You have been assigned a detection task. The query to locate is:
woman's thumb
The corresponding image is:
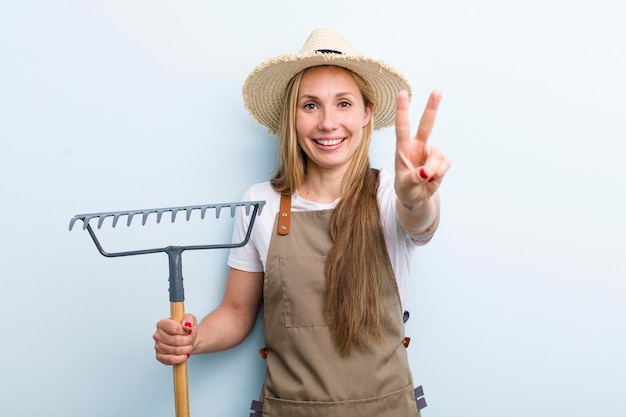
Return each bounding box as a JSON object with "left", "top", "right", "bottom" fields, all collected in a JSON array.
[{"left": 181, "top": 314, "right": 196, "bottom": 334}]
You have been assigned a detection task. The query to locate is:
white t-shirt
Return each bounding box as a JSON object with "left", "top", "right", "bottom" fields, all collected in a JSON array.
[{"left": 227, "top": 169, "right": 430, "bottom": 307}]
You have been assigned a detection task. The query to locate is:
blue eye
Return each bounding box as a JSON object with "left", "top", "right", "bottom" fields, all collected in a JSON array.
[
  {"left": 338, "top": 101, "right": 351, "bottom": 108},
  {"left": 303, "top": 103, "right": 317, "bottom": 110}
]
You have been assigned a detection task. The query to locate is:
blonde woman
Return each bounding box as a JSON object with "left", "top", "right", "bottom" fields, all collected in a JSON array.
[{"left": 154, "top": 28, "right": 451, "bottom": 417}]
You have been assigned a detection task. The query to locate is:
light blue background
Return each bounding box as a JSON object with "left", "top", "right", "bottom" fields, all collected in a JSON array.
[{"left": 1, "top": 1, "right": 624, "bottom": 416}]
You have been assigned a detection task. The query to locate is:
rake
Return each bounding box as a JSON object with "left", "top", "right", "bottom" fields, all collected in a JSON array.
[{"left": 69, "top": 200, "right": 265, "bottom": 417}]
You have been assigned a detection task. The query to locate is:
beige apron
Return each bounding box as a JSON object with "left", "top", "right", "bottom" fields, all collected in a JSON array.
[{"left": 255, "top": 194, "right": 422, "bottom": 417}]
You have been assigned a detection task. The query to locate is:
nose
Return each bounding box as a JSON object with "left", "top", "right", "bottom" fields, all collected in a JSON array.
[{"left": 318, "top": 108, "right": 338, "bottom": 131}]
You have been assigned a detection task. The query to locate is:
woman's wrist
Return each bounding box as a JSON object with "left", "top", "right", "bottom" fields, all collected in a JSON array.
[{"left": 396, "top": 193, "right": 440, "bottom": 238}]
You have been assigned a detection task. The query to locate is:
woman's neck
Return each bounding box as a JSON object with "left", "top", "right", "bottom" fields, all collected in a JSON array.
[{"left": 298, "top": 168, "right": 345, "bottom": 204}]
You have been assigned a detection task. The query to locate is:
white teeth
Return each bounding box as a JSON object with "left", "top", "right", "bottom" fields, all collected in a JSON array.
[{"left": 315, "top": 138, "right": 343, "bottom": 146}]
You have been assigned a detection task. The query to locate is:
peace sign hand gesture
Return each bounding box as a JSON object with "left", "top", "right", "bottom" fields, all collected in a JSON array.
[{"left": 394, "top": 90, "right": 451, "bottom": 208}]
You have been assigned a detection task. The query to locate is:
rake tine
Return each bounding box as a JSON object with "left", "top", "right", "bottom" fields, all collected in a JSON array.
[
  {"left": 230, "top": 204, "right": 237, "bottom": 217},
  {"left": 185, "top": 208, "right": 193, "bottom": 221},
  {"left": 141, "top": 211, "right": 149, "bottom": 225},
  {"left": 156, "top": 210, "right": 165, "bottom": 223},
  {"left": 171, "top": 208, "right": 180, "bottom": 223},
  {"left": 85, "top": 215, "right": 99, "bottom": 229},
  {"left": 79, "top": 216, "right": 89, "bottom": 229},
  {"left": 127, "top": 212, "right": 136, "bottom": 227},
  {"left": 200, "top": 206, "right": 208, "bottom": 219},
  {"left": 97, "top": 215, "right": 108, "bottom": 229},
  {"left": 68, "top": 217, "right": 79, "bottom": 231},
  {"left": 112, "top": 214, "right": 123, "bottom": 228}
]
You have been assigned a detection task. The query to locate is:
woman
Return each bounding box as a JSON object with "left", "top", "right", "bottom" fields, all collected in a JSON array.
[{"left": 154, "top": 28, "right": 451, "bottom": 417}]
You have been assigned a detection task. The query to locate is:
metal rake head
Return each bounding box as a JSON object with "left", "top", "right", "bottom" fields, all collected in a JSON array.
[
  {"left": 69, "top": 201, "right": 264, "bottom": 231},
  {"left": 69, "top": 200, "right": 265, "bottom": 258}
]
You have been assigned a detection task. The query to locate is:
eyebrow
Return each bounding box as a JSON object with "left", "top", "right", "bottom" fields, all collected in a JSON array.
[{"left": 298, "top": 92, "right": 358, "bottom": 101}]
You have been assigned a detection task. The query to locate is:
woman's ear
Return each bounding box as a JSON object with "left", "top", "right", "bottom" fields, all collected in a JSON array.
[{"left": 363, "top": 103, "right": 373, "bottom": 127}]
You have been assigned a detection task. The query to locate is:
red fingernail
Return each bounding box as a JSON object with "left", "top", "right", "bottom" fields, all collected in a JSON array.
[
  {"left": 184, "top": 322, "right": 192, "bottom": 328},
  {"left": 187, "top": 354, "right": 190, "bottom": 358},
  {"left": 419, "top": 168, "right": 429, "bottom": 179},
  {"left": 428, "top": 177, "right": 435, "bottom": 183}
]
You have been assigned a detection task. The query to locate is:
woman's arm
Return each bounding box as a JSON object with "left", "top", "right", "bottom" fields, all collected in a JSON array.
[
  {"left": 394, "top": 90, "right": 450, "bottom": 240},
  {"left": 192, "top": 267, "right": 264, "bottom": 354}
]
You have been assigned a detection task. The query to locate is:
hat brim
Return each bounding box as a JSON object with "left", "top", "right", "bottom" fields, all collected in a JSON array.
[{"left": 243, "top": 53, "right": 411, "bottom": 134}]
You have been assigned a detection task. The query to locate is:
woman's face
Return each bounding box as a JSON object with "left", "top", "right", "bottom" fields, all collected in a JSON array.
[{"left": 295, "top": 66, "right": 372, "bottom": 176}]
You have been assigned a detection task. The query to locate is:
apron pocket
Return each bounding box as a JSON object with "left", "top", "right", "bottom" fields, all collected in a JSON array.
[
  {"left": 279, "top": 256, "right": 328, "bottom": 327},
  {"left": 263, "top": 385, "right": 419, "bottom": 417}
]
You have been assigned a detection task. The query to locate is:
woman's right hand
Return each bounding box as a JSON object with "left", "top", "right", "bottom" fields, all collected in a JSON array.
[
  {"left": 153, "top": 314, "right": 197, "bottom": 365},
  {"left": 151, "top": 268, "right": 264, "bottom": 362}
]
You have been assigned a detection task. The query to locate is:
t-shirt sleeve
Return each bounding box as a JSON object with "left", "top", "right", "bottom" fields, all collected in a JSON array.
[{"left": 227, "top": 188, "right": 265, "bottom": 273}]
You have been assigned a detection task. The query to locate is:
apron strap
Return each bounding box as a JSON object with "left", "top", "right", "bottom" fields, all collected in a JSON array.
[
  {"left": 415, "top": 385, "right": 428, "bottom": 410},
  {"left": 277, "top": 194, "right": 292, "bottom": 235},
  {"left": 249, "top": 399, "right": 264, "bottom": 416}
]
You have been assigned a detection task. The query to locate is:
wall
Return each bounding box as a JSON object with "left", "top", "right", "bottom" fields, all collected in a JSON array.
[{"left": 1, "top": 1, "right": 624, "bottom": 416}]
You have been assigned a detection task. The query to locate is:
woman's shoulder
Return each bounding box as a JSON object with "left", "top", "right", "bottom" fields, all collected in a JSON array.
[
  {"left": 245, "top": 181, "right": 279, "bottom": 198},
  {"left": 377, "top": 168, "right": 396, "bottom": 201},
  {"left": 242, "top": 181, "right": 281, "bottom": 214},
  {"left": 378, "top": 168, "right": 394, "bottom": 187}
]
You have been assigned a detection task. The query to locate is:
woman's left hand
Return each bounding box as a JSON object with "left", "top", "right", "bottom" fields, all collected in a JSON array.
[{"left": 394, "top": 90, "right": 451, "bottom": 207}]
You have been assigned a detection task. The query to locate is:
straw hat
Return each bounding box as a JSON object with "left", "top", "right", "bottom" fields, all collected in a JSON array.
[{"left": 242, "top": 28, "right": 412, "bottom": 134}]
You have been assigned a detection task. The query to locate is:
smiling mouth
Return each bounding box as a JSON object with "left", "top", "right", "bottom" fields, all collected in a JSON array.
[{"left": 314, "top": 138, "right": 345, "bottom": 146}]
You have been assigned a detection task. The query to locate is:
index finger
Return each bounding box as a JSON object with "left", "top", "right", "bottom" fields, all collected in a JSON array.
[
  {"left": 415, "top": 90, "right": 442, "bottom": 144},
  {"left": 158, "top": 318, "right": 186, "bottom": 335}
]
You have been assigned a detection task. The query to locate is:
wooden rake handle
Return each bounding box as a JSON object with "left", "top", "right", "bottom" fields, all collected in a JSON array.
[{"left": 170, "top": 301, "right": 190, "bottom": 417}]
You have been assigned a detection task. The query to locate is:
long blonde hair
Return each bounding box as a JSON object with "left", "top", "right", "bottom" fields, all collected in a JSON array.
[{"left": 271, "top": 66, "right": 396, "bottom": 355}]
